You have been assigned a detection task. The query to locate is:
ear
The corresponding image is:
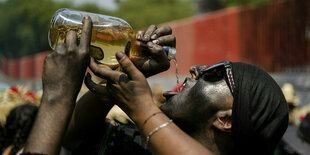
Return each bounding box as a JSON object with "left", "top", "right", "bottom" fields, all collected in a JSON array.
[{"left": 213, "top": 109, "right": 232, "bottom": 132}]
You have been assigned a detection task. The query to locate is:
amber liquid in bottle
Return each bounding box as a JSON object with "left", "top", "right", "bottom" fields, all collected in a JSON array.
[{"left": 49, "top": 24, "right": 144, "bottom": 70}]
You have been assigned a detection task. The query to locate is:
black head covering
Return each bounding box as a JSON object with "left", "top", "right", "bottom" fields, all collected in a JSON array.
[{"left": 231, "top": 62, "right": 288, "bottom": 154}]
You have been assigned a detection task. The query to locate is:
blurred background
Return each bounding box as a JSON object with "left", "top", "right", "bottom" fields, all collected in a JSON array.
[
  {"left": 0, "top": 0, "right": 309, "bottom": 154},
  {"left": 0, "top": 0, "right": 308, "bottom": 89},
  {"left": 0, "top": 0, "right": 309, "bottom": 100}
]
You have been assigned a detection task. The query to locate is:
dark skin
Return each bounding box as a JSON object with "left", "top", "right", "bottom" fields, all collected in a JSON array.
[
  {"left": 24, "top": 22, "right": 176, "bottom": 154},
  {"left": 134, "top": 25, "right": 175, "bottom": 77},
  {"left": 63, "top": 24, "right": 177, "bottom": 149},
  {"left": 63, "top": 23, "right": 230, "bottom": 154},
  {"left": 160, "top": 65, "right": 234, "bottom": 154},
  {"left": 86, "top": 51, "right": 213, "bottom": 155},
  {"left": 24, "top": 16, "right": 93, "bottom": 155},
  {"left": 88, "top": 61, "right": 234, "bottom": 154},
  {"left": 23, "top": 14, "right": 218, "bottom": 154}
]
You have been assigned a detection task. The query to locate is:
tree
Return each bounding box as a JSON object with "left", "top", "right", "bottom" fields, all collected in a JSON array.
[
  {"left": 112, "top": 0, "right": 195, "bottom": 29},
  {"left": 0, "top": 0, "right": 68, "bottom": 58},
  {"left": 220, "top": 0, "right": 271, "bottom": 7},
  {"left": 194, "top": 0, "right": 223, "bottom": 14},
  {"left": 0, "top": 0, "right": 195, "bottom": 58},
  {"left": 194, "top": 0, "right": 272, "bottom": 13},
  {"left": 0, "top": 0, "right": 109, "bottom": 59}
]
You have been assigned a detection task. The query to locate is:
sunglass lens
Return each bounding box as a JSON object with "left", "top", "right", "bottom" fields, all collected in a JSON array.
[{"left": 203, "top": 67, "right": 225, "bottom": 82}]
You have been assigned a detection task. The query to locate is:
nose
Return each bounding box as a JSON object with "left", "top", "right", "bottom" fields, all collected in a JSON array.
[{"left": 189, "top": 65, "right": 209, "bottom": 80}]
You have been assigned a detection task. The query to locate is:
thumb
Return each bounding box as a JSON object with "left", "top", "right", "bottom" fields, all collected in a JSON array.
[
  {"left": 116, "top": 51, "right": 144, "bottom": 81},
  {"left": 84, "top": 72, "right": 107, "bottom": 94}
]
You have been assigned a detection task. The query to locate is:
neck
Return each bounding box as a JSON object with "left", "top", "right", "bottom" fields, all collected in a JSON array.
[{"left": 189, "top": 127, "right": 233, "bottom": 155}]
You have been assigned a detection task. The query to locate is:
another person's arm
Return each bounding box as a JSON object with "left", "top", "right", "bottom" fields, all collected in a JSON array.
[
  {"left": 133, "top": 25, "right": 175, "bottom": 77},
  {"left": 86, "top": 52, "right": 213, "bottom": 155},
  {"left": 23, "top": 16, "right": 92, "bottom": 155},
  {"left": 63, "top": 85, "right": 114, "bottom": 150},
  {"left": 62, "top": 25, "right": 176, "bottom": 149}
]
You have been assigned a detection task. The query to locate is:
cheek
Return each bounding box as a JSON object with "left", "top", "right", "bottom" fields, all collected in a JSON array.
[
  {"left": 187, "top": 82, "right": 218, "bottom": 117},
  {"left": 187, "top": 84, "right": 208, "bottom": 108},
  {"left": 160, "top": 93, "right": 191, "bottom": 119},
  {"left": 161, "top": 81, "right": 208, "bottom": 119}
]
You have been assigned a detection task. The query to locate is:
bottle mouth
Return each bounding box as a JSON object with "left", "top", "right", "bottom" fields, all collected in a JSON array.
[
  {"left": 48, "top": 9, "right": 67, "bottom": 50},
  {"left": 48, "top": 15, "right": 56, "bottom": 50},
  {"left": 48, "top": 20, "right": 55, "bottom": 50}
]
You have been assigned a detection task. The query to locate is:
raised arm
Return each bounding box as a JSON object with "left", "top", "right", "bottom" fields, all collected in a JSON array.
[
  {"left": 62, "top": 81, "right": 114, "bottom": 150},
  {"left": 86, "top": 51, "right": 214, "bottom": 155},
  {"left": 23, "top": 16, "right": 92, "bottom": 155},
  {"left": 132, "top": 25, "right": 176, "bottom": 77},
  {"left": 63, "top": 25, "right": 176, "bottom": 150}
]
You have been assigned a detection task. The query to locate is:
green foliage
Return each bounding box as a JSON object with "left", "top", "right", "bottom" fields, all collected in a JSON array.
[
  {"left": 113, "top": 0, "right": 195, "bottom": 29},
  {"left": 74, "top": 3, "right": 110, "bottom": 15},
  {"left": 220, "top": 0, "right": 271, "bottom": 7},
  {"left": 0, "top": 0, "right": 69, "bottom": 58},
  {"left": 0, "top": 0, "right": 195, "bottom": 58},
  {"left": 195, "top": 0, "right": 272, "bottom": 13}
]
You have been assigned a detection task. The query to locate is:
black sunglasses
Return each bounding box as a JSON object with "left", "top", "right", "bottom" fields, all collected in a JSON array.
[{"left": 200, "top": 61, "right": 235, "bottom": 95}]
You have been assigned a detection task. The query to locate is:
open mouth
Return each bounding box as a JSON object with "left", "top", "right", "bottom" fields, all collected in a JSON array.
[
  {"left": 163, "top": 78, "right": 188, "bottom": 100},
  {"left": 179, "top": 78, "right": 188, "bottom": 91},
  {"left": 163, "top": 91, "right": 178, "bottom": 101}
]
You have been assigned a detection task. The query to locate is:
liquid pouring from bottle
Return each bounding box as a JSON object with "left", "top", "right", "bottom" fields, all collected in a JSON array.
[{"left": 48, "top": 8, "right": 177, "bottom": 70}]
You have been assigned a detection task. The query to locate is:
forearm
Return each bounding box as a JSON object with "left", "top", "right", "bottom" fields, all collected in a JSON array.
[
  {"left": 24, "top": 96, "right": 76, "bottom": 155},
  {"left": 63, "top": 90, "right": 114, "bottom": 150},
  {"left": 23, "top": 15, "right": 94, "bottom": 154},
  {"left": 132, "top": 102, "right": 214, "bottom": 155}
]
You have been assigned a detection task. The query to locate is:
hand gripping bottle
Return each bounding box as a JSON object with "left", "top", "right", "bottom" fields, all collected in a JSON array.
[{"left": 48, "top": 8, "right": 176, "bottom": 69}]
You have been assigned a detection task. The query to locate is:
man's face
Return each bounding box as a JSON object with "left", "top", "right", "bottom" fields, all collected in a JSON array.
[{"left": 160, "top": 65, "right": 233, "bottom": 131}]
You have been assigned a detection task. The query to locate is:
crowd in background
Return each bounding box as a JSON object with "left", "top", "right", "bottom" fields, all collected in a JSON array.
[
  {"left": 0, "top": 83, "right": 167, "bottom": 155},
  {"left": 0, "top": 80, "right": 309, "bottom": 154}
]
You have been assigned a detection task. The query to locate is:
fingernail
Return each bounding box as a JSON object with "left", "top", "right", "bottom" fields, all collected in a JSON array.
[
  {"left": 147, "top": 42, "right": 154, "bottom": 47},
  {"left": 83, "top": 16, "right": 90, "bottom": 23},
  {"left": 152, "top": 39, "right": 159, "bottom": 44},
  {"left": 116, "top": 51, "right": 125, "bottom": 60},
  {"left": 151, "top": 34, "right": 157, "bottom": 40},
  {"left": 143, "top": 35, "right": 149, "bottom": 41},
  {"left": 82, "top": 16, "right": 87, "bottom": 23},
  {"left": 137, "top": 34, "right": 141, "bottom": 40}
]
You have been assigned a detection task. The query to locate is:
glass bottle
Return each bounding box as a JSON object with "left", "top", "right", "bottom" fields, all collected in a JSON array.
[{"left": 48, "top": 8, "right": 176, "bottom": 70}]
